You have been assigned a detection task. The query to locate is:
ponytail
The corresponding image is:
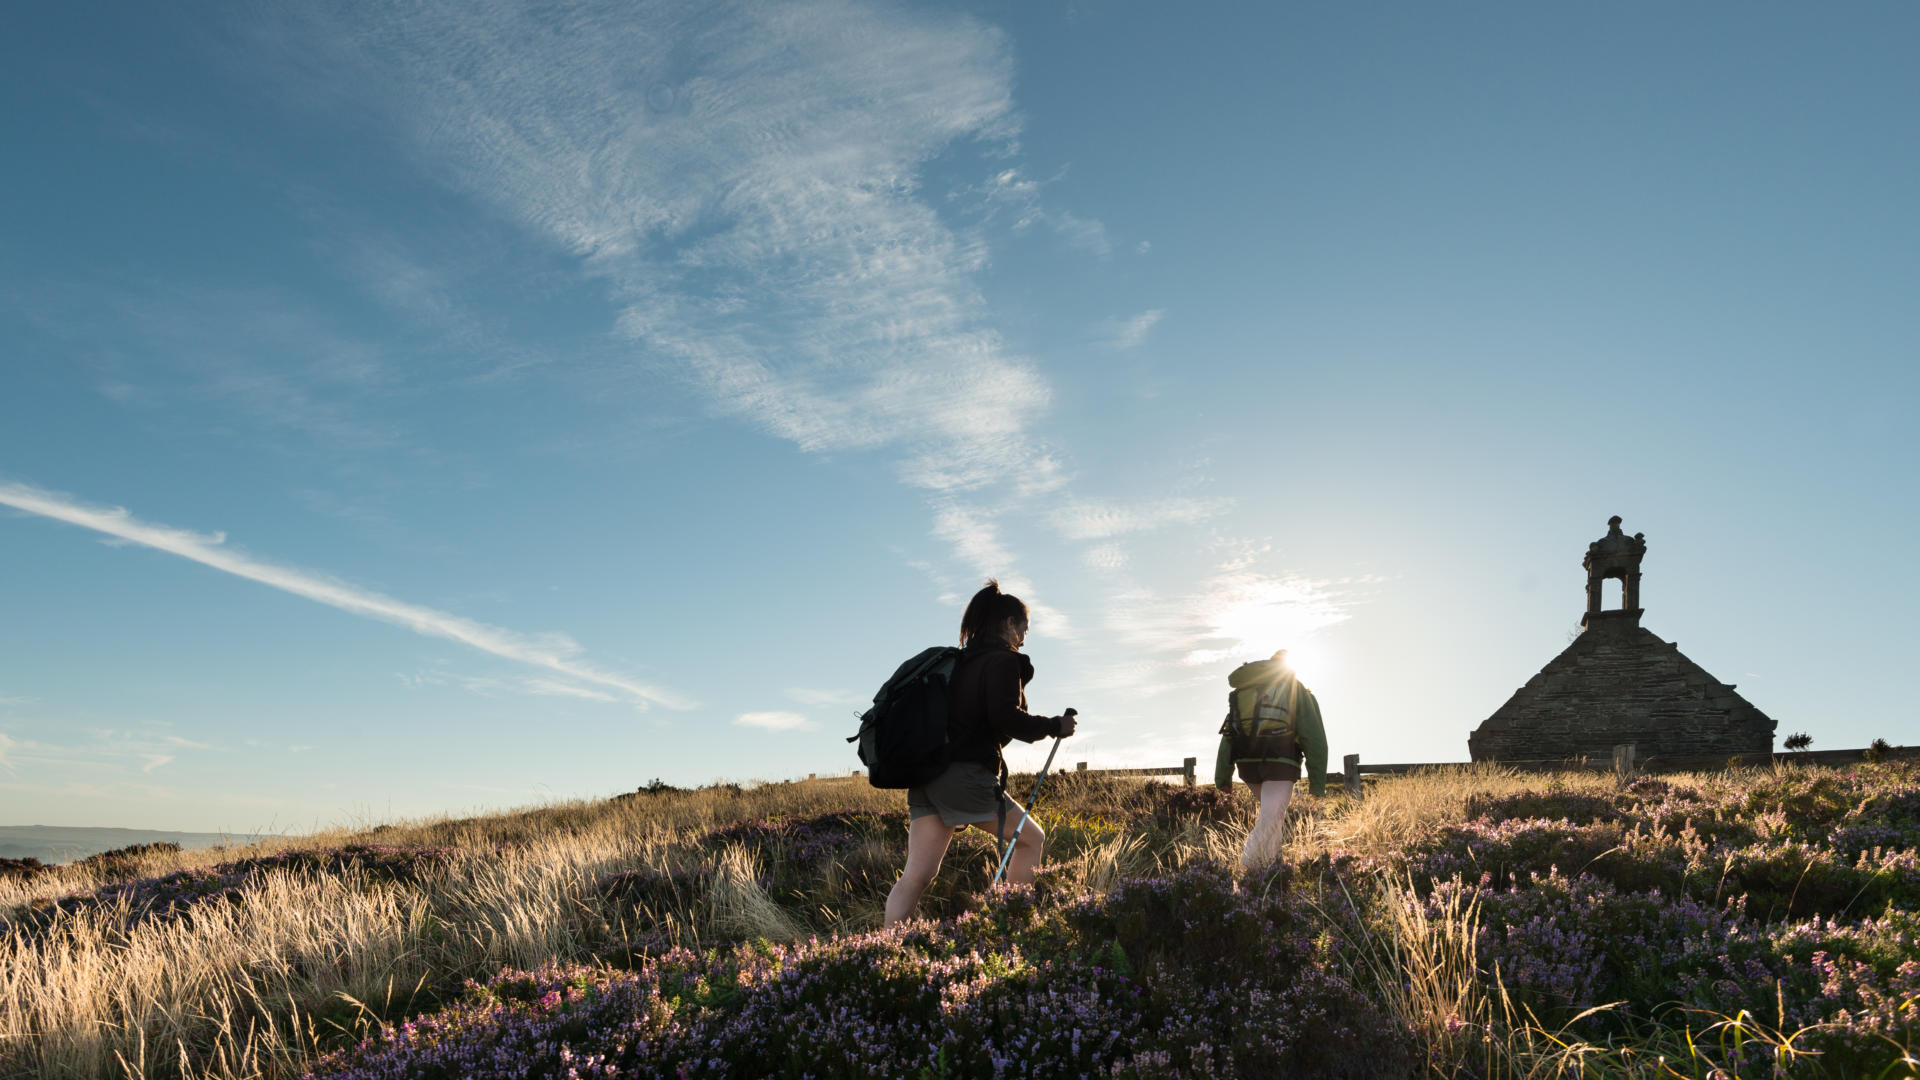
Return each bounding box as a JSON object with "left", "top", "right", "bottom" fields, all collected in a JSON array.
[{"left": 960, "top": 578, "right": 1029, "bottom": 646}]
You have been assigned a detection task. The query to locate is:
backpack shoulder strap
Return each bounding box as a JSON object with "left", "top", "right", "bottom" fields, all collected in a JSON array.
[{"left": 876, "top": 646, "right": 959, "bottom": 703}]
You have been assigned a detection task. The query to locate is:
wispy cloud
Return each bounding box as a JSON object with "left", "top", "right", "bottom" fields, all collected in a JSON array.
[
  {"left": 295, "top": 200, "right": 554, "bottom": 382},
  {"left": 399, "top": 667, "right": 626, "bottom": 704},
  {"left": 960, "top": 167, "right": 1111, "bottom": 254},
  {"left": 0, "top": 481, "right": 691, "bottom": 710},
  {"left": 0, "top": 727, "right": 210, "bottom": 781},
  {"left": 735, "top": 711, "right": 815, "bottom": 732},
  {"left": 522, "top": 679, "right": 620, "bottom": 703},
  {"left": 254, "top": 0, "right": 1082, "bottom": 603},
  {"left": 929, "top": 502, "right": 1075, "bottom": 640},
  {"left": 932, "top": 503, "right": 1015, "bottom": 575},
  {"left": 1103, "top": 309, "right": 1164, "bottom": 350},
  {"left": 97, "top": 283, "right": 405, "bottom": 452},
  {"left": 1096, "top": 562, "right": 1362, "bottom": 693},
  {"left": 1048, "top": 211, "right": 1111, "bottom": 256},
  {"left": 1049, "top": 497, "right": 1231, "bottom": 541}
]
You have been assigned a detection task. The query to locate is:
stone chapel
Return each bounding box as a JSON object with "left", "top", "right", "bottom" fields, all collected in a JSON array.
[{"left": 1467, "top": 517, "right": 1776, "bottom": 764}]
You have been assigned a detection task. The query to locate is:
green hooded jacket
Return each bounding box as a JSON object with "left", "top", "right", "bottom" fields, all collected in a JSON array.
[{"left": 1213, "top": 659, "right": 1327, "bottom": 796}]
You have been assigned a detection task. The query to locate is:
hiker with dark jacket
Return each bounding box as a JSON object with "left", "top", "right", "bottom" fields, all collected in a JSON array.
[
  {"left": 884, "top": 580, "right": 1077, "bottom": 926},
  {"left": 1213, "top": 649, "right": 1327, "bottom": 870}
]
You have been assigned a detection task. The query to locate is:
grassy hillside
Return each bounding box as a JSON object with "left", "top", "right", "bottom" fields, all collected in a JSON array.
[
  {"left": 3, "top": 762, "right": 1916, "bottom": 1078},
  {"left": 0, "top": 826, "right": 278, "bottom": 866}
]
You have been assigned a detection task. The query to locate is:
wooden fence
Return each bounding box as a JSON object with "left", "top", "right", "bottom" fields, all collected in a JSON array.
[
  {"left": 811, "top": 761, "right": 1204, "bottom": 785},
  {"left": 810, "top": 745, "right": 1912, "bottom": 797},
  {"left": 1053, "top": 743, "right": 1917, "bottom": 800},
  {"left": 1069, "top": 759, "right": 1200, "bottom": 785}
]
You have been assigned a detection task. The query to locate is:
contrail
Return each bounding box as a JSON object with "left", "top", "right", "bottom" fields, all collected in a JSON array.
[{"left": 0, "top": 481, "right": 692, "bottom": 710}]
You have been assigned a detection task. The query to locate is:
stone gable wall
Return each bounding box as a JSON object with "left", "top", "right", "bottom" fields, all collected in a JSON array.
[{"left": 1469, "top": 618, "right": 1774, "bottom": 762}]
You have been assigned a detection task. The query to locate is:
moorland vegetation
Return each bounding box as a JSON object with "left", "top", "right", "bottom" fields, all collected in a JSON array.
[{"left": 3, "top": 761, "right": 1917, "bottom": 1078}]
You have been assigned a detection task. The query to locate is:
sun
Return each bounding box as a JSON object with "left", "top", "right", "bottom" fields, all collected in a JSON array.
[
  {"left": 1196, "top": 577, "right": 1348, "bottom": 685},
  {"left": 1277, "top": 642, "right": 1329, "bottom": 684}
]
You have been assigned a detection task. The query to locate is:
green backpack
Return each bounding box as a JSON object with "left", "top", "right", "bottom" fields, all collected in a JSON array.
[{"left": 1220, "top": 673, "right": 1301, "bottom": 763}]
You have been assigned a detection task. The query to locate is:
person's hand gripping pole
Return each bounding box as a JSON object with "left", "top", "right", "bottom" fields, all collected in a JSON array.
[{"left": 990, "top": 708, "right": 1075, "bottom": 887}]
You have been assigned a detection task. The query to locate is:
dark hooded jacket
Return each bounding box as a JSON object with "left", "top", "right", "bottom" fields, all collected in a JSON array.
[{"left": 945, "top": 634, "right": 1064, "bottom": 770}]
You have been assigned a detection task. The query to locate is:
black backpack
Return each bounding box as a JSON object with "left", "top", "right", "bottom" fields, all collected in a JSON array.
[{"left": 848, "top": 646, "right": 964, "bottom": 789}]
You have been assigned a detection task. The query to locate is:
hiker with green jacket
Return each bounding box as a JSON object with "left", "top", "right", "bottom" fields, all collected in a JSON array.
[{"left": 1213, "top": 649, "right": 1326, "bottom": 869}]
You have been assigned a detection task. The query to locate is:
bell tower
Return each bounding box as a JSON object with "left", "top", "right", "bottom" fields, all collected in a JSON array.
[{"left": 1582, "top": 515, "right": 1646, "bottom": 627}]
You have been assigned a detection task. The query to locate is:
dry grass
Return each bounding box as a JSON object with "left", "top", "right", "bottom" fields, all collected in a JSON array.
[
  {"left": 0, "top": 767, "right": 1809, "bottom": 1079},
  {"left": 1290, "top": 762, "right": 1600, "bottom": 863}
]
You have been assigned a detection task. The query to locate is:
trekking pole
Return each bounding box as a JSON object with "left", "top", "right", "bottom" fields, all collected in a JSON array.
[{"left": 990, "top": 710, "right": 1072, "bottom": 886}]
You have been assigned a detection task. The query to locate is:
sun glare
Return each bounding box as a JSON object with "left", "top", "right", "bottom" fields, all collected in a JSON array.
[
  {"left": 1278, "top": 643, "right": 1329, "bottom": 684},
  {"left": 1191, "top": 575, "right": 1348, "bottom": 688}
]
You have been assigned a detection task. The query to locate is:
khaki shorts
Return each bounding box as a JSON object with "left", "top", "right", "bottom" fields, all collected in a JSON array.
[{"left": 908, "top": 761, "right": 1024, "bottom": 830}]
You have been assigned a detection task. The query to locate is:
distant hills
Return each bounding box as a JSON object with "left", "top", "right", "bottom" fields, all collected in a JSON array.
[{"left": 0, "top": 825, "right": 277, "bottom": 866}]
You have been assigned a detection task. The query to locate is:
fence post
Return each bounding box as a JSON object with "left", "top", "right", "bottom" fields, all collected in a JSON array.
[
  {"left": 808, "top": 773, "right": 816, "bottom": 780},
  {"left": 1344, "top": 753, "right": 1362, "bottom": 799},
  {"left": 1182, "top": 757, "right": 1197, "bottom": 787},
  {"left": 1612, "top": 743, "right": 1636, "bottom": 777}
]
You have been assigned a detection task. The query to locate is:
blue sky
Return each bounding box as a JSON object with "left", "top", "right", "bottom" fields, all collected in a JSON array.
[{"left": 3, "top": 2, "right": 1914, "bottom": 833}]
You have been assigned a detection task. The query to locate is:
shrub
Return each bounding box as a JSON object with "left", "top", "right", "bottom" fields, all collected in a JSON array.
[
  {"left": 697, "top": 809, "right": 895, "bottom": 864},
  {"left": 79, "top": 841, "right": 182, "bottom": 869},
  {"left": 1704, "top": 841, "right": 1920, "bottom": 922},
  {"left": 1671, "top": 909, "right": 1920, "bottom": 1073},
  {"left": 1408, "top": 817, "right": 1658, "bottom": 893},
  {"left": 613, "top": 778, "right": 684, "bottom": 798},
  {"left": 0, "top": 856, "right": 49, "bottom": 881},
  {"left": 1145, "top": 784, "right": 1244, "bottom": 830},
  {"left": 1463, "top": 789, "right": 1624, "bottom": 826},
  {"left": 1437, "top": 870, "right": 1746, "bottom": 1023},
  {"left": 308, "top": 867, "right": 1413, "bottom": 1080}
]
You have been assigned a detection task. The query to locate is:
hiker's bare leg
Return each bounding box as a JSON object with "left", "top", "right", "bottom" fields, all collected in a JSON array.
[
  {"left": 972, "top": 810, "right": 1046, "bottom": 885},
  {"left": 886, "top": 815, "right": 959, "bottom": 926},
  {"left": 1241, "top": 779, "right": 1295, "bottom": 870}
]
